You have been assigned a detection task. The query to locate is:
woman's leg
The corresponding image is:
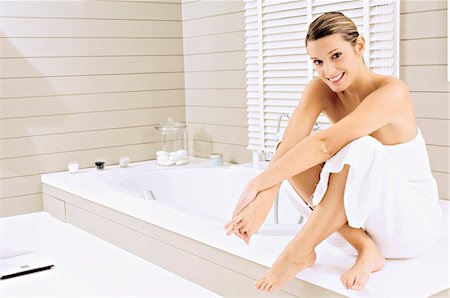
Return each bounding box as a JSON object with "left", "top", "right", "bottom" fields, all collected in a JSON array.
[
  {"left": 289, "top": 164, "right": 385, "bottom": 290},
  {"left": 338, "top": 225, "right": 385, "bottom": 290},
  {"left": 255, "top": 164, "right": 384, "bottom": 292}
]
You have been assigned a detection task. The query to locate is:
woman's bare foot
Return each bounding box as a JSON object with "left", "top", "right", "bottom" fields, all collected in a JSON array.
[
  {"left": 255, "top": 249, "right": 316, "bottom": 292},
  {"left": 340, "top": 243, "right": 385, "bottom": 290}
]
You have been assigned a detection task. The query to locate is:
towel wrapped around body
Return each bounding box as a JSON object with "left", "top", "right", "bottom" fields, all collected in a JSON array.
[{"left": 280, "top": 128, "right": 442, "bottom": 258}]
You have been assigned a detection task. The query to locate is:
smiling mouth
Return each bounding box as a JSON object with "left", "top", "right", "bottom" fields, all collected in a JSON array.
[{"left": 327, "top": 72, "right": 344, "bottom": 83}]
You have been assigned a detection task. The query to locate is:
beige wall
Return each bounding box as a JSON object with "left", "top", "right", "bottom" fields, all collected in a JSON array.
[
  {"left": 0, "top": 1, "right": 185, "bottom": 216},
  {"left": 181, "top": 0, "right": 252, "bottom": 163},
  {"left": 400, "top": 0, "right": 449, "bottom": 200}
]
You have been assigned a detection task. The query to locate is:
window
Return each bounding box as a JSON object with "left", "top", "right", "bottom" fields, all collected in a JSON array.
[{"left": 245, "top": 0, "right": 399, "bottom": 161}]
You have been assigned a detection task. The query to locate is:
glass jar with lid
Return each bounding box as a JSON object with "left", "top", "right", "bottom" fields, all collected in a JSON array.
[{"left": 154, "top": 117, "right": 188, "bottom": 166}]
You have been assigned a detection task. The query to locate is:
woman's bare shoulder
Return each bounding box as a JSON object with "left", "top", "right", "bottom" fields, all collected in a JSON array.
[
  {"left": 304, "top": 77, "right": 337, "bottom": 107},
  {"left": 377, "top": 75, "right": 410, "bottom": 95}
]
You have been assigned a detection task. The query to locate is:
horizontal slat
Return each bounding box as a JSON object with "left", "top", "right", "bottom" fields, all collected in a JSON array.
[
  {"left": 1, "top": 18, "right": 182, "bottom": 38},
  {"left": 427, "top": 145, "right": 450, "bottom": 173},
  {"left": 0, "top": 56, "right": 184, "bottom": 79},
  {"left": 1, "top": 126, "right": 157, "bottom": 159},
  {"left": 263, "top": 1, "right": 307, "bottom": 13},
  {"left": 1, "top": 38, "right": 183, "bottom": 57},
  {"left": 188, "top": 140, "right": 252, "bottom": 164},
  {"left": 184, "top": 51, "right": 246, "bottom": 71},
  {"left": 433, "top": 172, "right": 450, "bottom": 200},
  {"left": 312, "top": 0, "right": 363, "bottom": 11},
  {"left": 1, "top": 90, "right": 185, "bottom": 119},
  {"left": 411, "top": 92, "right": 449, "bottom": 120},
  {"left": 400, "top": 9, "right": 446, "bottom": 39},
  {"left": 185, "top": 89, "right": 246, "bottom": 108},
  {"left": 400, "top": 1, "right": 447, "bottom": 14},
  {"left": 1, "top": 107, "right": 185, "bottom": 138},
  {"left": 182, "top": 0, "right": 244, "bottom": 20},
  {"left": 183, "top": 11, "right": 245, "bottom": 37},
  {"left": 417, "top": 119, "right": 450, "bottom": 147},
  {"left": 183, "top": 31, "right": 245, "bottom": 55},
  {"left": 400, "top": 66, "right": 449, "bottom": 92},
  {"left": 263, "top": 9, "right": 307, "bottom": 22},
  {"left": 0, "top": 176, "right": 41, "bottom": 199},
  {"left": 400, "top": 38, "right": 447, "bottom": 66},
  {"left": 184, "top": 70, "right": 246, "bottom": 89},
  {"left": 0, "top": 194, "right": 43, "bottom": 217},
  {"left": 1, "top": 1, "right": 181, "bottom": 20},
  {"left": 0, "top": 143, "right": 156, "bottom": 179},
  {"left": 186, "top": 106, "right": 247, "bottom": 127},
  {"left": 187, "top": 123, "right": 248, "bottom": 146},
  {"left": 0, "top": 73, "right": 185, "bottom": 98}
]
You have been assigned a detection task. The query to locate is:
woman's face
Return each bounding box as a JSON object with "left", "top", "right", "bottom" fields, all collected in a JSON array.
[{"left": 306, "top": 34, "right": 363, "bottom": 92}]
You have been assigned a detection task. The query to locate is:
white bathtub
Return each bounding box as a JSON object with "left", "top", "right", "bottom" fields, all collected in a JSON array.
[{"left": 105, "top": 162, "right": 303, "bottom": 235}]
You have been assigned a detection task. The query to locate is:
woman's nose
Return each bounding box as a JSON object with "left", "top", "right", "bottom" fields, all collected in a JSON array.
[{"left": 325, "top": 63, "right": 336, "bottom": 77}]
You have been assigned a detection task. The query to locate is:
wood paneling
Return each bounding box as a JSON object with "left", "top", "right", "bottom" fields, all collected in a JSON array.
[
  {"left": 0, "top": 0, "right": 185, "bottom": 216},
  {"left": 400, "top": 1, "right": 449, "bottom": 200},
  {"left": 1, "top": 38, "right": 183, "bottom": 57},
  {"left": 182, "top": 0, "right": 249, "bottom": 164}
]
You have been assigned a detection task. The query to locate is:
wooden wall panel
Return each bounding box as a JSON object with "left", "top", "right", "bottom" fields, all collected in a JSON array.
[
  {"left": 182, "top": 1, "right": 248, "bottom": 164},
  {"left": 0, "top": 0, "right": 185, "bottom": 216},
  {"left": 400, "top": 1, "right": 449, "bottom": 199}
]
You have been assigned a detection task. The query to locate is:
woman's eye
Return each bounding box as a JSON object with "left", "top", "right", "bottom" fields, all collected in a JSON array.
[
  {"left": 332, "top": 52, "right": 342, "bottom": 59},
  {"left": 313, "top": 60, "right": 322, "bottom": 65}
]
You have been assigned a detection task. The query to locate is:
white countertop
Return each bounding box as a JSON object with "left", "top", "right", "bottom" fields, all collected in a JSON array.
[
  {"left": 0, "top": 212, "right": 220, "bottom": 297},
  {"left": 40, "top": 159, "right": 450, "bottom": 298}
]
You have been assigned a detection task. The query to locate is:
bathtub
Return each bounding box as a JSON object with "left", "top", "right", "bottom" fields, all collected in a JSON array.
[
  {"left": 41, "top": 158, "right": 450, "bottom": 298},
  {"left": 105, "top": 164, "right": 303, "bottom": 235}
]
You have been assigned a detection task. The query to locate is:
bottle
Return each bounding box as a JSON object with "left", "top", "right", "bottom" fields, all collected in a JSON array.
[{"left": 154, "top": 117, "right": 189, "bottom": 166}]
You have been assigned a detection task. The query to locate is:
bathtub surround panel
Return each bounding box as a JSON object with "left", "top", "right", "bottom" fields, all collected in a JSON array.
[
  {"left": 400, "top": 1, "right": 449, "bottom": 200},
  {"left": 0, "top": 0, "right": 185, "bottom": 217},
  {"left": 41, "top": 183, "right": 341, "bottom": 298},
  {"left": 182, "top": 0, "right": 251, "bottom": 163}
]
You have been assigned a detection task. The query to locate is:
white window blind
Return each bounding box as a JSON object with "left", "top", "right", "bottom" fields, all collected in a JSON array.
[{"left": 245, "top": 0, "right": 399, "bottom": 161}]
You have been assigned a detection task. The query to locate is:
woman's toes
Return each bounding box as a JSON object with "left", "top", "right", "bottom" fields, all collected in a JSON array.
[
  {"left": 343, "top": 275, "right": 355, "bottom": 290},
  {"left": 263, "top": 280, "right": 271, "bottom": 292},
  {"left": 255, "top": 278, "right": 264, "bottom": 290},
  {"left": 353, "top": 275, "right": 367, "bottom": 290}
]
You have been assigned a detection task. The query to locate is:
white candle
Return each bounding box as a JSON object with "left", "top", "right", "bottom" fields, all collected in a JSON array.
[
  {"left": 68, "top": 162, "right": 79, "bottom": 174},
  {"left": 119, "top": 156, "right": 129, "bottom": 168}
]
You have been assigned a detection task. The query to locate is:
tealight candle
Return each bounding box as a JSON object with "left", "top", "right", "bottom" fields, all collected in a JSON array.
[
  {"left": 68, "top": 162, "right": 79, "bottom": 174},
  {"left": 119, "top": 156, "right": 129, "bottom": 168}
]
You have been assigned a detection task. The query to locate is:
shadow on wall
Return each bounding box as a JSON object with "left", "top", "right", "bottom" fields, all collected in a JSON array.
[{"left": 192, "top": 128, "right": 213, "bottom": 159}]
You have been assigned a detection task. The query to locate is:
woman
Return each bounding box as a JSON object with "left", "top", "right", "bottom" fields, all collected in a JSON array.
[{"left": 224, "top": 12, "right": 442, "bottom": 293}]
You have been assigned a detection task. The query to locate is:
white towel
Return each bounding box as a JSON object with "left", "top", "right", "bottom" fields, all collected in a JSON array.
[{"left": 282, "top": 128, "right": 442, "bottom": 258}]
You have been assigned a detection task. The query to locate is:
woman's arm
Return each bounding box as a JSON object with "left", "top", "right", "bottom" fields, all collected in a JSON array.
[
  {"left": 232, "top": 78, "right": 327, "bottom": 217},
  {"left": 253, "top": 79, "right": 409, "bottom": 193}
]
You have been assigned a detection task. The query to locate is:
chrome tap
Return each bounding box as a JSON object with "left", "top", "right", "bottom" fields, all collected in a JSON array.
[{"left": 276, "top": 113, "right": 290, "bottom": 142}]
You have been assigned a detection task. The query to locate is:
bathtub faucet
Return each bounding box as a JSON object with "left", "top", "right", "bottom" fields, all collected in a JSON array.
[{"left": 143, "top": 190, "right": 156, "bottom": 201}]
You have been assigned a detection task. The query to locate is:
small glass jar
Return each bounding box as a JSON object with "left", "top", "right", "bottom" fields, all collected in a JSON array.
[
  {"left": 154, "top": 117, "right": 189, "bottom": 166},
  {"left": 209, "top": 153, "right": 223, "bottom": 166}
]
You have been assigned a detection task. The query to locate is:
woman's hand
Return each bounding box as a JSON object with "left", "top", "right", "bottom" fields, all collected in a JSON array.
[
  {"left": 231, "top": 179, "right": 260, "bottom": 218},
  {"left": 224, "top": 183, "right": 278, "bottom": 244}
]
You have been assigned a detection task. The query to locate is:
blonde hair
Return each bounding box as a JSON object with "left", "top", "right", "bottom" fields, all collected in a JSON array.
[{"left": 305, "top": 12, "right": 359, "bottom": 46}]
